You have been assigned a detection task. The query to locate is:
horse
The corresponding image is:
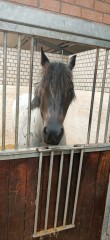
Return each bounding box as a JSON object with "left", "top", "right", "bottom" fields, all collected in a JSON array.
[{"left": 13, "top": 48, "right": 76, "bottom": 148}]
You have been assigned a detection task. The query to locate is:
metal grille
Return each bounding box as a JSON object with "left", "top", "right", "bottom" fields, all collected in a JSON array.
[
  {"left": 33, "top": 148, "right": 84, "bottom": 238},
  {"left": 0, "top": 31, "right": 110, "bottom": 150}
]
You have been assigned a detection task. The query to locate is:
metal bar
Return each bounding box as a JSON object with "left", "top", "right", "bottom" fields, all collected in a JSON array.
[
  {"left": 0, "top": 144, "right": 110, "bottom": 161},
  {"left": 87, "top": 48, "right": 99, "bottom": 144},
  {"left": 33, "top": 223, "right": 75, "bottom": 238},
  {"left": 27, "top": 37, "right": 34, "bottom": 147},
  {"left": 104, "top": 93, "right": 110, "bottom": 143},
  {"left": 33, "top": 152, "right": 43, "bottom": 236},
  {"left": 44, "top": 151, "right": 54, "bottom": 231},
  {"left": 54, "top": 151, "right": 64, "bottom": 228},
  {"left": 1, "top": 1, "right": 110, "bottom": 43},
  {"left": 0, "top": 143, "right": 110, "bottom": 161},
  {"left": 63, "top": 150, "right": 74, "bottom": 226},
  {"left": 0, "top": 22, "right": 110, "bottom": 50},
  {"left": 2, "top": 32, "right": 7, "bottom": 150},
  {"left": 72, "top": 149, "right": 84, "bottom": 225},
  {"left": 96, "top": 49, "right": 109, "bottom": 143},
  {"left": 15, "top": 34, "right": 21, "bottom": 149}
]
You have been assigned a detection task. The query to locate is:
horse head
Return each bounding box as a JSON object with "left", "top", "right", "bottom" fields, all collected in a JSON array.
[{"left": 31, "top": 48, "right": 76, "bottom": 145}]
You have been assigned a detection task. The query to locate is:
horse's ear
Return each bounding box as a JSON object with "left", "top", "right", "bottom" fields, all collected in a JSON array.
[
  {"left": 68, "top": 55, "right": 76, "bottom": 70},
  {"left": 41, "top": 47, "right": 49, "bottom": 67}
]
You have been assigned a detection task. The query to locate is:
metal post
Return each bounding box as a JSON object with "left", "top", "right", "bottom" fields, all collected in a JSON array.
[
  {"left": 104, "top": 93, "right": 110, "bottom": 143},
  {"left": 15, "top": 34, "right": 21, "bottom": 149},
  {"left": 62, "top": 50, "right": 64, "bottom": 62},
  {"left": 63, "top": 150, "right": 74, "bottom": 226},
  {"left": 44, "top": 151, "right": 54, "bottom": 231},
  {"left": 87, "top": 48, "right": 99, "bottom": 144},
  {"left": 27, "top": 36, "right": 34, "bottom": 147},
  {"left": 54, "top": 151, "right": 64, "bottom": 228},
  {"left": 72, "top": 149, "right": 84, "bottom": 225},
  {"left": 2, "top": 32, "right": 7, "bottom": 150},
  {"left": 33, "top": 152, "right": 43, "bottom": 237},
  {"left": 95, "top": 49, "right": 109, "bottom": 143}
]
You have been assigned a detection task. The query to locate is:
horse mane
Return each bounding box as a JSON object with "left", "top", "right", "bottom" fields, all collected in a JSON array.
[
  {"left": 31, "top": 83, "right": 40, "bottom": 109},
  {"left": 31, "top": 61, "right": 75, "bottom": 110},
  {"left": 41, "top": 62, "right": 75, "bottom": 94}
]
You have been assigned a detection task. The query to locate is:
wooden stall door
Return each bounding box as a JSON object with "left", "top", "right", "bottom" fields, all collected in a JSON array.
[{"left": 0, "top": 150, "right": 110, "bottom": 240}]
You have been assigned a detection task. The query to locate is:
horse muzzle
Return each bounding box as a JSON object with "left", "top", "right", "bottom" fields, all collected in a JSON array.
[{"left": 43, "top": 125, "right": 64, "bottom": 145}]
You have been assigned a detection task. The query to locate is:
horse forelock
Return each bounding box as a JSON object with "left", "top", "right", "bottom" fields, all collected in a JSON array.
[
  {"left": 41, "top": 62, "right": 75, "bottom": 99},
  {"left": 32, "top": 61, "right": 75, "bottom": 110}
]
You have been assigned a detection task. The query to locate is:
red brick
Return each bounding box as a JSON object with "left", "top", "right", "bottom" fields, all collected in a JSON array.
[
  {"left": 75, "top": 0, "right": 94, "bottom": 9},
  {"left": 10, "top": 0, "right": 37, "bottom": 7},
  {"left": 40, "top": 0, "right": 60, "bottom": 12},
  {"left": 103, "top": 13, "right": 110, "bottom": 25},
  {"left": 61, "top": 2, "right": 81, "bottom": 17},
  {"left": 104, "top": 0, "right": 110, "bottom": 3},
  {"left": 62, "top": 0, "right": 75, "bottom": 4},
  {"left": 95, "top": 1, "right": 110, "bottom": 14},
  {"left": 81, "top": 8, "right": 103, "bottom": 23}
]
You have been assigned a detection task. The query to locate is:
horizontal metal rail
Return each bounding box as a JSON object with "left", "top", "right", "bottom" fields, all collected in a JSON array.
[
  {"left": 0, "top": 21, "right": 110, "bottom": 49},
  {"left": 33, "top": 224, "right": 75, "bottom": 238},
  {"left": 0, "top": 1, "right": 110, "bottom": 47},
  {"left": 0, "top": 144, "right": 110, "bottom": 161}
]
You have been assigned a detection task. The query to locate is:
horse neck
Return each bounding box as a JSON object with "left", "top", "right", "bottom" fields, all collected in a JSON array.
[{"left": 31, "top": 107, "right": 43, "bottom": 131}]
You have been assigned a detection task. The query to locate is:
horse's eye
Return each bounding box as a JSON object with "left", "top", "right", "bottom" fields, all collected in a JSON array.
[{"left": 69, "top": 88, "right": 73, "bottom": 93}]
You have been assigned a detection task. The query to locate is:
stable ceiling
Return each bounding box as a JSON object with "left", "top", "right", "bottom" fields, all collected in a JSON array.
[{"left": 0, "top": 32, "right": 96, "bottom": 55}]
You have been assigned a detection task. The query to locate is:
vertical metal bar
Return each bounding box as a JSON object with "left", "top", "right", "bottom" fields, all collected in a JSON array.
[
  {"left": 2, "top": 32, "right": 7, "bottom": 150},
  {"left": 96, "top": 49, "right": 109, "bottom": 143},
  {"left": 44, "top": 151, "right": 54, "bottom": 231},
  {"left": 33, "top": 152, "right": 43, "bottom": 237},
  {"left": 87, "top": 48, "right": 99, "bottom": 144},
  {"left": 72, "top": 149, "right": 84, "bottom": 225},
  {"left": 63, "top": 150, "right": 74, "bottom": 226},
  {"left": 62, "top": 50, "right": 64, "bottom": 62},
  {"left": 104, "top": 93, "right": 110, "bottom": 143},
  {"left": 54, "top": 151, "right": 64, "bottom": 228},
  {"left": 27, "top": 36, "right": 34, "bottom": 147},
  {"left": 15, "top": 34, "right": 21, "bottom": 149}
]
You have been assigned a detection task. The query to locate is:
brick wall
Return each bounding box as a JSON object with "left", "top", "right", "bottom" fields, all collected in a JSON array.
[
  {"left": 0, "top": 47, "right": 68, "bottom": 86},
  {"left": 73, "top": 49, "right": 110, "bottom": 92},
  {"left": 6, "top": 0, "right": 110, "bottom": 25},
  {"left": 0, "top": 47, "right": 109, "bottom": 93}
]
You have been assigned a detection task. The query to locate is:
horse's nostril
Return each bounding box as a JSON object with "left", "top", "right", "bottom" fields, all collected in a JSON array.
[
  {"left": 43, "top": 126, "right": 64, "bottom": 145},
  {"left": 58, "top": 127, "right": 64, "bottom": 140}
]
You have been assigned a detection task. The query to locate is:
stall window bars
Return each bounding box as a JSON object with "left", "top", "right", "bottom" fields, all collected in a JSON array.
[{"left": 33, "top": 148, "right": 84, "bottom": 238}]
